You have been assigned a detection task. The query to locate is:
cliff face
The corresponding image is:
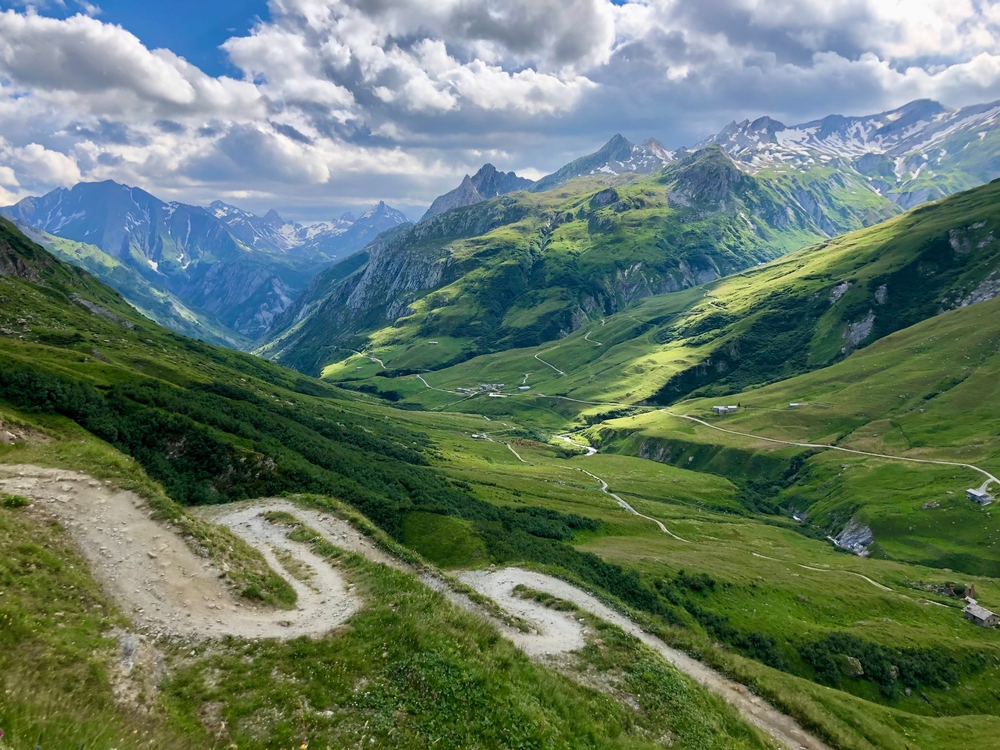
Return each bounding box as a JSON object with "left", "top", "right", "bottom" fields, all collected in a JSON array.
[{"left": 258, "top": 198, "right": 530, "bottom": 373}]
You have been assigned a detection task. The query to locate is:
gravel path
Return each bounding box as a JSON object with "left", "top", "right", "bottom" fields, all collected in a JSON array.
[
  {"left": 534, "top": 348, "right": 566, "bottom": 375},
  {"left": 461, "top": 567, "right": 832, "bottom": 750},
  {"left": 0, "top": 467, "right": 364, "bottom": 639}
]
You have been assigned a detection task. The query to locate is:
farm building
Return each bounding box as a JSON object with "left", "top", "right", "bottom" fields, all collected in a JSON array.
[
  {"left": 712, "top": 405, "right": 738, "bottom": 415},
  {"left": 964, "top": 602, "right": 999, "bottom": 628},
  {"left": 518, "top": 386, "right": 531, "bottom": 391},
  {"left": 967, "top": 488, "right": 993, "bottom": 505}
]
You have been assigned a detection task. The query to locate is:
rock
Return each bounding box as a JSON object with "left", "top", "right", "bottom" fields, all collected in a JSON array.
[
  {"left": 832, "top": 519, "right": 875, "bottom": 556},
  {"left": 837, "top": 654, "right": 865, "bottom": 677}
]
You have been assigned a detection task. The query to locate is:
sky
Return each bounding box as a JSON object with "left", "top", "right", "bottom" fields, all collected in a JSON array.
[{"left": 3, "top": 1, "right": 1000, "bottom": 222}]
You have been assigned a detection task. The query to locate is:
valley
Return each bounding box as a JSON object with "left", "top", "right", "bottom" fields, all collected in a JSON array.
[{"left": 4, "top": 102, "right": 1000, "bottom": 750}]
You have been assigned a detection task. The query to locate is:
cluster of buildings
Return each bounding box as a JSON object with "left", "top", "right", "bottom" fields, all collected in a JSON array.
[{"left": 457, "top": 383, "right": 506, "bottom": 395}]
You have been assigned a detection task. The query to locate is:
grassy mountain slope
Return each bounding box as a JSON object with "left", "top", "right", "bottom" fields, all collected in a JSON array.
[
  {"left": 590, "top": 296, "right": 1000, "bottom": 576},
  {"left": 20, "top": 224, "right": 248, "bottom": 348},
  {"left": 329, "top": 177, "right": 1000, "bottom": 418},
  {"left": 262, "top": 147, "right": 899, "bottom": 376},
  {"left": 0, "top": 216, "right": 779, "bottom": 749}
]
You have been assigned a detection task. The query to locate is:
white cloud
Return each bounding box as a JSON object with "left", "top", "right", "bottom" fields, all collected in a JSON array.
[{"left": 2, "top": 0, "right": 1000, "bottom": 216}]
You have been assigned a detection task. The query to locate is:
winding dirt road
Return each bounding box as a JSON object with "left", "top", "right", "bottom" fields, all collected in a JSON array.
[
  {"left": 666, "top": 412, "right": 1000, "bottom": 490},
  {"left": 0, "top": 467, "right": 376, "bottom": 639},
  {"left": 1, "top": 463, "right": 833, "bottom": 749}
]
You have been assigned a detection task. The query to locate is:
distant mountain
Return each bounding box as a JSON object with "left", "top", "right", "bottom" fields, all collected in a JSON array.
[
  {"left": 1, "top": 182, "right": 407, "bottom": 343},
  {"left": 530, "top": 135, "right": 674, "bottom": 193},
  {"left": 210, "top": 201, "right": 406, "bottom": 260},
  {"left": 697, "top": 98, "right": 1000, "bottom": 208},
  {"left": 422, "top": 164, "right": 535, "bottom": 220},
  {"left": 295, "top": 202, "right": 408, "bottom": 257}
]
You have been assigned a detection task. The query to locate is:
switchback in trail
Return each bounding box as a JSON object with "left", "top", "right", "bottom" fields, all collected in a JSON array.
[{"left": 0, "top": 463, "right": 834, "bottom": 750}]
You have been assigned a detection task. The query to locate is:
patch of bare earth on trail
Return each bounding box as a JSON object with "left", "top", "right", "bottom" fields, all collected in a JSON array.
[
  {"left": 0, "top": 465, "right": 363, "bottom": 639},
  {"left": 460, "top": 567, "right": 832, "bottom": 750}
]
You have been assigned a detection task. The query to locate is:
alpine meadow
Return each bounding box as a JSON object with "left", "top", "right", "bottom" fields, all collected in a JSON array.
[{"left": 3, "top": 3, "right": 1000, "bottom": 750}]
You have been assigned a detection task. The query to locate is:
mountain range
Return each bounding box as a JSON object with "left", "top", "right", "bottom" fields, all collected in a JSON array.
[
  {"left": 0, "top": 183, "right": 407, "bottom": 345},
  {"left": 6, "top": 98, "right": 1000, "bottom": 363}
]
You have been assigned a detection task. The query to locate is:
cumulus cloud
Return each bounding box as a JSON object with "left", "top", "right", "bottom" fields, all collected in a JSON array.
[{"left": 3, "top": 0, "right": 1000, "bottom": 217}]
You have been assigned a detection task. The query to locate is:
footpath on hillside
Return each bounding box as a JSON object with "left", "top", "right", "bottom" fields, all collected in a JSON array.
[{"left": 0, "top": 462, "right": 832, "bottom": 750}]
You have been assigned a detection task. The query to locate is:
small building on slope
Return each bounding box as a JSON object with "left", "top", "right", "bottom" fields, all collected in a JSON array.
[
  {"left": 964, "top": 602, "right": 999, "bottom": 628},
  {"left": 967, "top": 488, "right": 993, "bottom": 505}
]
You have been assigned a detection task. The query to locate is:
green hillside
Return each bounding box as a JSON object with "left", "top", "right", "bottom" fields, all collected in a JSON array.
[
  {"left": 259, "top": 147, "right": 900, "bottom": 375},
  {"left": 0, "top": 217, "right": 782, "bottom": 750},
  {"left": 20, "top": 224, "right": 249, "bottom": 349},
  {"left": 590, "top": 296, "right": 1000, "bottom": 575},
  {"left": 292, "top": 179, "right": 1000, "bottom": 748},
  {"left": 6, "top": 203, "right": 1000, "bottom": 750},
  {"left": 325, "top": 177, "right": 1000, "bottom": 416}
]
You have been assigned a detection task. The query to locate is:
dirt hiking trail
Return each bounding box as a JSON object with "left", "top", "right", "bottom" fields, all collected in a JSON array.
[
  {"left": 462, "top": 567, "right": 831, "bottom": 750},
  {"left": 0, "top": 466, "right": 368, "bottom": 639},
  {"left": 2, "top": 464, "right": 831, "bottom": 749}
]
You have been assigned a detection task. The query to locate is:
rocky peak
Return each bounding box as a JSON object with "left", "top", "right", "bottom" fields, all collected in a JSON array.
[
  {"left": 421, "top": 164, "right": 533, "bottom": 221},
  {"left": 667, "top": 147, "right": 745, "bottom": 207}
]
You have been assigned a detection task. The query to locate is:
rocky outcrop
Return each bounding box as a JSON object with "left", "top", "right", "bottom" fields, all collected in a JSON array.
[
  {"left": 423, "top": 164, "right": 534, "bottom": 220},
  {"left": 832, "top": 519, "right": 875, "bottom": 557},
  {"left": 843, "top": 311, "right": 875, "bottom": 346},
  {"left": 667, "top": 148, "right": 745, "bottom": 209},
  {"left": 71, "top": 294, "right": 135, "bottom": 330}
]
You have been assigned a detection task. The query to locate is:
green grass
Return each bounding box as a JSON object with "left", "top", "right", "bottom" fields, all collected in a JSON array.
[
  {"left": 0, "top": 505, "right": 204, "bottom": 749},
  {"left": 401, "top": 511, "right": 489, "bottom": 568},
  {"left": 162, "top": 512, "right": 772, "bottom": 750}
]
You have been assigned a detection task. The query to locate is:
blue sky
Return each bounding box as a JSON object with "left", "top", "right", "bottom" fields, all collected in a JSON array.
[
  {"left": 0, "top": 0, "right": 270, "bottom": 75},
  {"left": 2, "top": 1, "right": 1000, "bottom": 221}
]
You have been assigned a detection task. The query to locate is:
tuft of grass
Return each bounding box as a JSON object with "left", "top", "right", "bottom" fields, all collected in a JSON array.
[
  {"left": 2, "top": 494, "right": 29, "bottom": 508},
  {"left": 513, "top": 583, "right": 581, "bottom": 612}
]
